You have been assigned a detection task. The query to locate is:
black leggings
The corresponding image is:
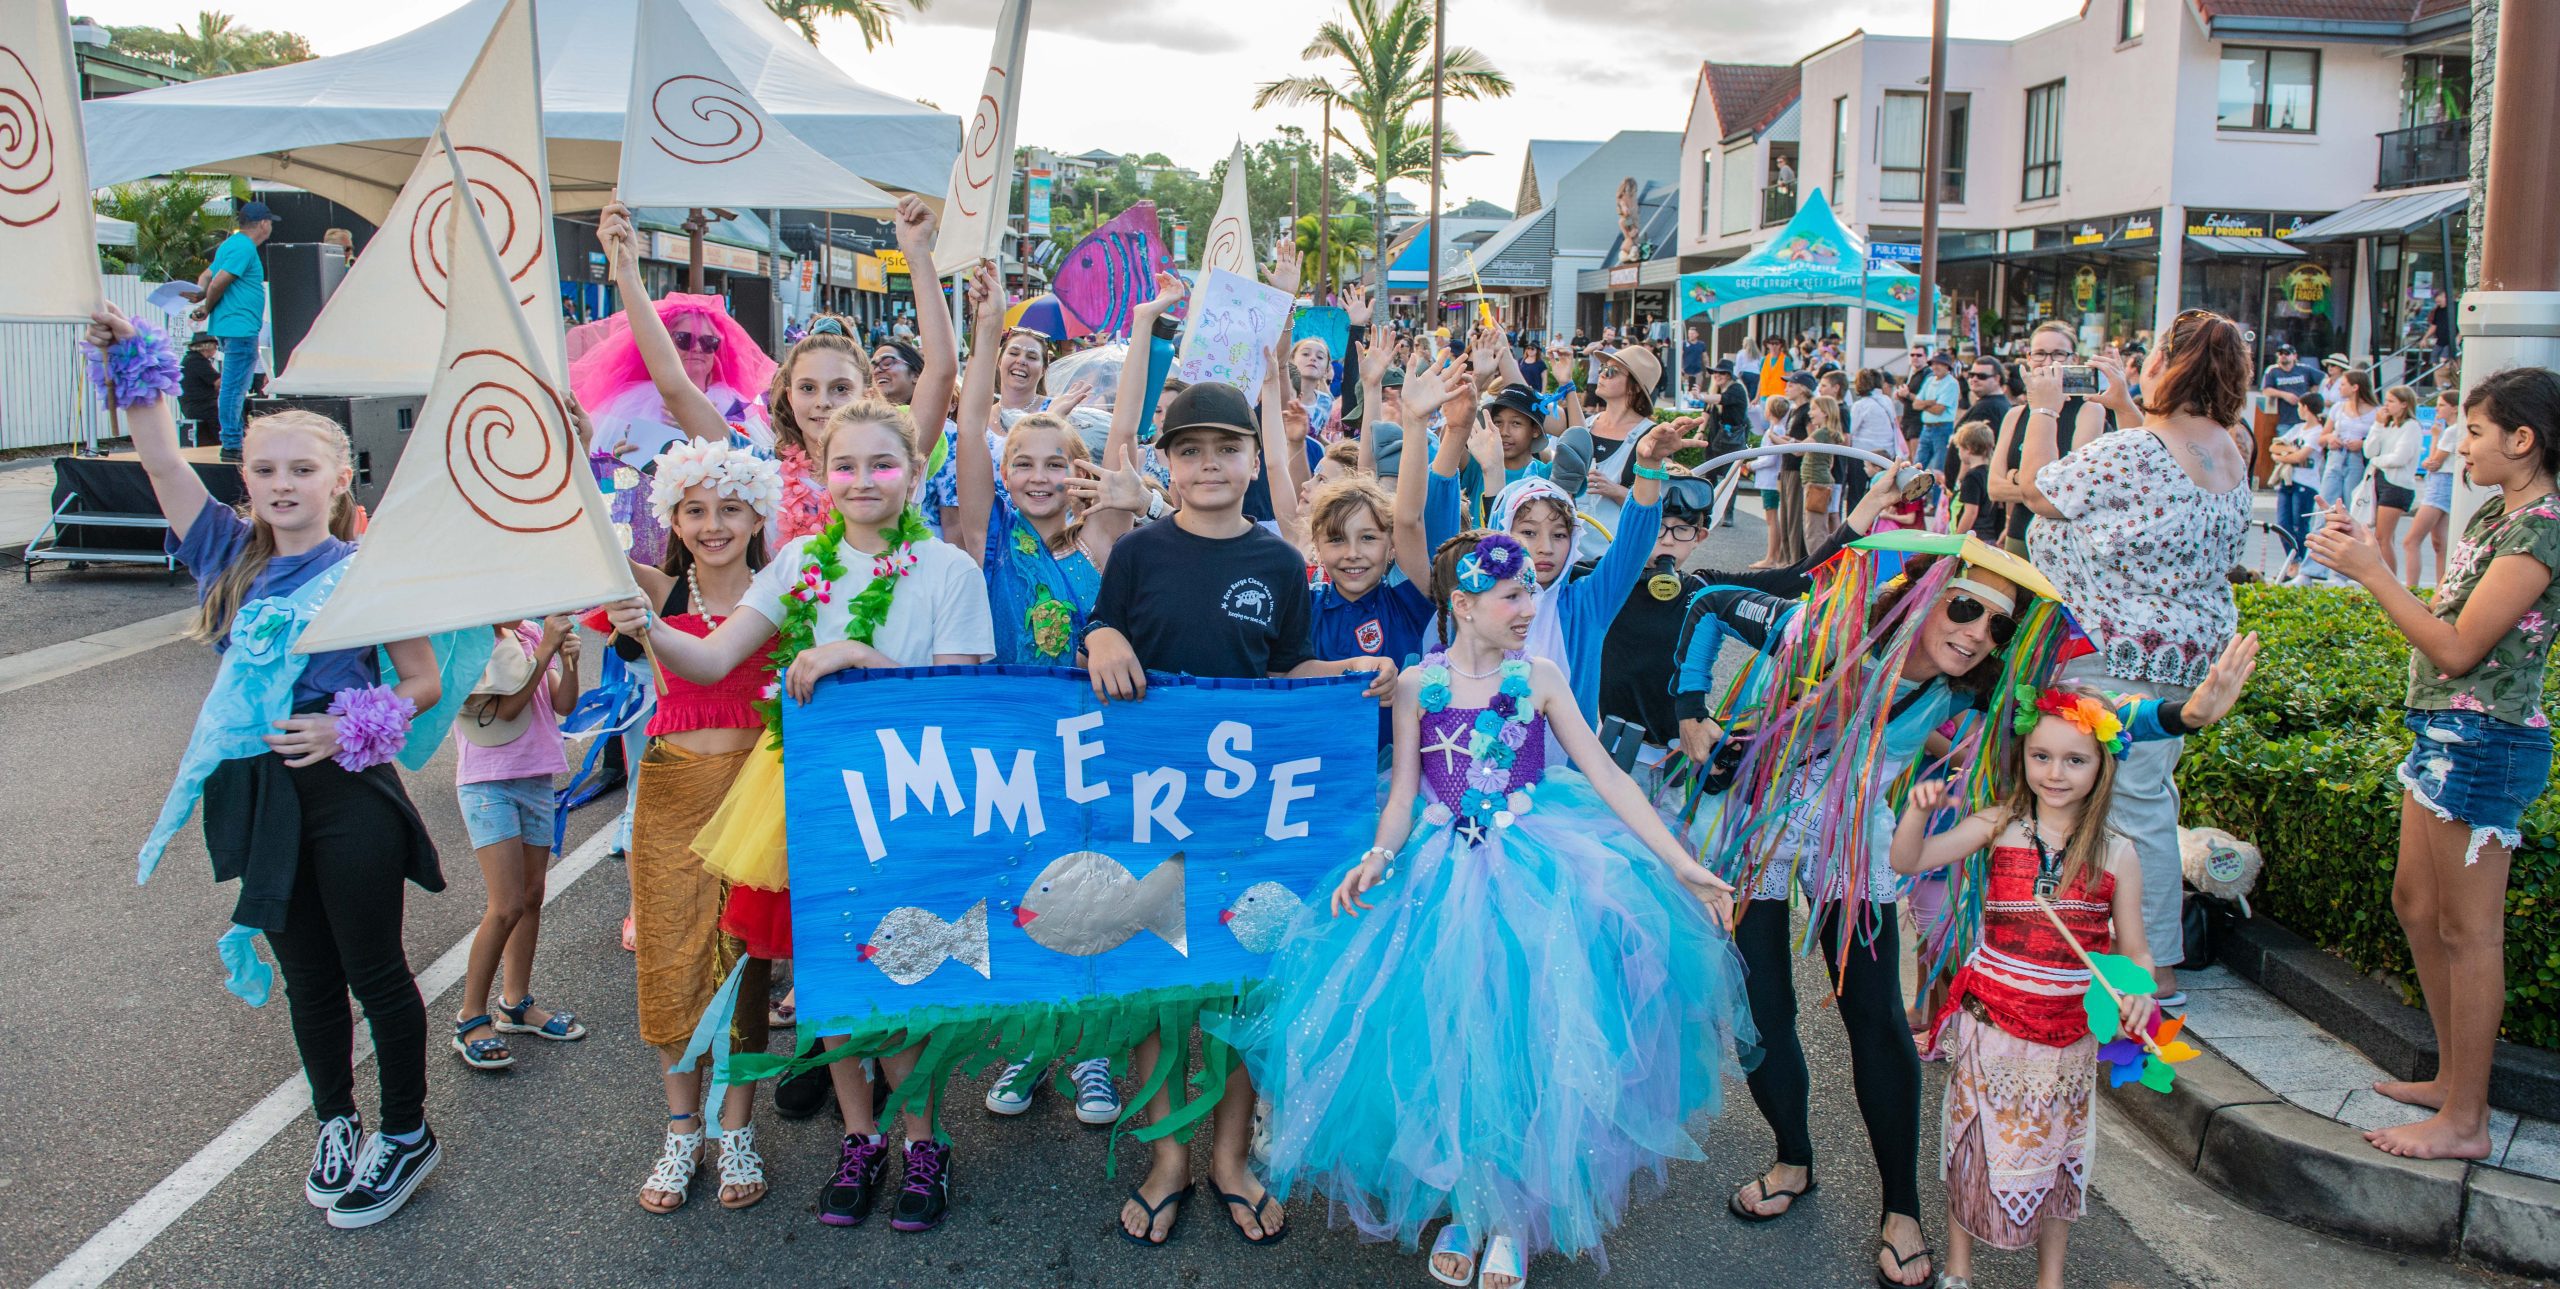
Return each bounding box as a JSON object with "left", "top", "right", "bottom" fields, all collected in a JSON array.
[
  {"left": 264, "top": 764, "right": 429, "bottom": 1135},
  {"left": 1734, "top": 897, "right": 1922, "bottom": 1219}
]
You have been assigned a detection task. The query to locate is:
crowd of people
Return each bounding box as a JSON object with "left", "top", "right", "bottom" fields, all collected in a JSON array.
[{"left": 90, "top": 188, "right": 2560, "bottom": 1289}]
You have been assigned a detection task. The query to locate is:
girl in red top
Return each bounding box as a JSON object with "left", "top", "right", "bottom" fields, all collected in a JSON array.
[{"left": 1889, "top": 686, "right": 2158, "bottom": 1289}]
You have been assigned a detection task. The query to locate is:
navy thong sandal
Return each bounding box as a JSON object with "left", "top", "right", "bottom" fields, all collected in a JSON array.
[
  {"left": 1118, "top": 1182, "right": 1193, "bottom": 1247},
  {"left": 1213, "top": 1185, "right": 1288, "bottom": 1246}
]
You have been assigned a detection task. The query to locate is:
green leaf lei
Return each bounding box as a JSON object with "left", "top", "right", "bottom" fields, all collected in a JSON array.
[{"left": 752, "top": 503, "right": 934, "bottom": 748}]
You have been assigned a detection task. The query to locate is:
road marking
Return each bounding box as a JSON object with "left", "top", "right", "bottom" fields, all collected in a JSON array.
[
  {"left": 34, "top": 823, "right": 620, "bottom": 1289},
  {"left": 0, "top": 609, "right": 196, "bottom": 697}
]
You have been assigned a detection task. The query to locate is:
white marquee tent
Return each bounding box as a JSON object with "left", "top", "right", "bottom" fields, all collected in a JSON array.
[{"left": 81, "top": 0, "right": 959, "bottom": 225}]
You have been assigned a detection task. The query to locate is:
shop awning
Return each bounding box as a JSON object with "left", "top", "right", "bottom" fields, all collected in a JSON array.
[
  {"left": 2281, "top": 188, "right": 2466, "bottom": 243},
  {"left": 2188, "top": 235, "right": 2306, "bottom": 257}
]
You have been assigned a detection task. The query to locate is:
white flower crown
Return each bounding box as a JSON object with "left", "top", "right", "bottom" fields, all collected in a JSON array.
[{"left": 648, "top": 439, "right": 784, "bottom": 524}]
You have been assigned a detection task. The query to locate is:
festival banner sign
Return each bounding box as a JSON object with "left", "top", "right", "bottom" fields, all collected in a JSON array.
[
  {"left": 782, "top": 668, "right": 1377, "bottom": 1033},
  {"left": 1025, "top": 168, "right": 1053, "bottom": 236}
]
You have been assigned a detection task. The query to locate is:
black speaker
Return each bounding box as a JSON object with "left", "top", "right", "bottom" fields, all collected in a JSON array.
[
  {"left": 244, "top": 394, "right": 424, "bottom": 511},
  {"left": 261, "top": 242, "right": 348, "bottom": 374}
]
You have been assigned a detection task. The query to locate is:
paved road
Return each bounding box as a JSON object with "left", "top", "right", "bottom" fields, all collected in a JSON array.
[{"left": 0, "top": 511, "right": 2523, "bottom": 1289}]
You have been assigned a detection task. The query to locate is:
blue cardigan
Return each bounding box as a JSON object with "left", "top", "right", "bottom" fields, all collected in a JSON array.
[{"left": 1426, "top": 472, "right": 1662, "bottom": 724}]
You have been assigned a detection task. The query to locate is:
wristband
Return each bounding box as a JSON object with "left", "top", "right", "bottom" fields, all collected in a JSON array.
[
  {"left": 1632, "top": 462, "right": 1670, "bottom": 482},
  {"left": 325, "top": 684, "right": 416, "bottom": 772}
]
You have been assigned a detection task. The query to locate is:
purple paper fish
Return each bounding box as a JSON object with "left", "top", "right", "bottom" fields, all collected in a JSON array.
[{"left": 1052, "top": 202, "right": 1173, "bottom": 339}]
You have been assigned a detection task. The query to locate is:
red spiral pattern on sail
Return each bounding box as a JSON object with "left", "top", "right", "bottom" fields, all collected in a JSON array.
[
  {"left": 1203, "top": 216, "right": 1247, "bottom": 274},
  {"left": 443, "top": 349, "right": 578, "bottom": 533},
  {"left": 0, "top": 47, "right": 60, "bottom": 228},
  {"left": 952, "top": 77, "right": 1005, "bottom": 219},
  {"left": 409, "top": 146, "right": 545, "bottom": 307},
  {"left": 649, "top": 75, "right": 763, "bottom": 165}
]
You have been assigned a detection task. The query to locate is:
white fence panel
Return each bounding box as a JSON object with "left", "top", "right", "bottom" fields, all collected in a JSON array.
[{"left": 0, "top": 276, "right": 189, "bottom": 451}]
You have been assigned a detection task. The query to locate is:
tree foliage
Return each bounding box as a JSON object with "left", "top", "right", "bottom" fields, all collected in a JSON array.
[
  {"left": 763, "top": 0, "right": 932, "bottom": 49},
  {"left": 89, "top": 11, "right": 312, "bottom": 75},
  {"left": 95, "top": 177, "right": 233, "bottom": 283},
  {"left": 1017, "top": 137, "right": 1363, "bottom": 283}
]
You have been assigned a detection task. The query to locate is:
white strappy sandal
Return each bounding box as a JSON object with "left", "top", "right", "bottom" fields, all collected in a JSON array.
[
  {"left": 716, "top": 1122, "right": 768, "bottom": 1210},
  {"left": 1479, "top": 1234, "right": 1526, "bottom": 1288},
  {"left": 1428, "top": 1223, "right": 1482, "bottom": 1286},
  {"left": 638, "top": 1122, "right": 703, "bottom": 1214}
]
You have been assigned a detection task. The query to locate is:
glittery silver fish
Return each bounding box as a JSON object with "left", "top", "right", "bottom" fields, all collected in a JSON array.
[
  {"left": 1013, "top": 851, "right": 1187, "bottom": 957},
  {"left": 1218, "top": 881, "right": 1304, "bottom": 954},
  {"left": 859, "top": 899, "right": 992, "bottom": 986}
]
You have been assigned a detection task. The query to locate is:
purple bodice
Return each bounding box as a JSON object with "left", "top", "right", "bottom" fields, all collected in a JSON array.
[{"left": 1417, "top": 705, "right": 1549, "bottom": 808}]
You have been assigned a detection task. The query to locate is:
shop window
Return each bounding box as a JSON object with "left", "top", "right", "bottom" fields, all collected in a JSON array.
[
  {"left": 2022, "top": 81, "right": 2063, "bottom": 202},
  {"left": 1880, "top": 91, "right": 1970, "bottom": 203},
  {"left": 2218, "top": 46, "right": 2319, "bottom": 134}
]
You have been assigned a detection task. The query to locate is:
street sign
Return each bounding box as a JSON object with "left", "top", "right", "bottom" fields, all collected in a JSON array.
[{"left": 1869, "top": 241, "right": 1923, "bottom": 263}]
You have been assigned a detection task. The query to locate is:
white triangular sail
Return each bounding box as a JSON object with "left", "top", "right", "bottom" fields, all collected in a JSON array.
[
  {"left": 298, "top": 136, "right": 637, "bottom": 654},
  {"left": 1200, "top": 141, "right": 1254, "bottom": 280},
  {"left": 928, "top": 0, "right": 1032, "bottom": 274},
  {"left": 271, "top": 0, "right": 561, "bottom": 395},
  {"left": 0, "top": 0, "right": 98, "bottom": 322},
  {"left": 618, "top": 0, "right": 901, "bottom": 211}
]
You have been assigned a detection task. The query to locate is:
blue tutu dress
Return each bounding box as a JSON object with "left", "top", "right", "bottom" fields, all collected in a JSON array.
[{"left": 1223, "top": 694, "right": 1757, "bottom": 1270}]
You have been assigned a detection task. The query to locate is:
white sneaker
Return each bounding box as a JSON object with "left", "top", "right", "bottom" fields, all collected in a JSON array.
[
  {"left": 985, "top": 1059, "right": 1038, "bottom": 1115},
  {"left": 1070, "top": 1057, "right": 1121, "bottom": 1126}
]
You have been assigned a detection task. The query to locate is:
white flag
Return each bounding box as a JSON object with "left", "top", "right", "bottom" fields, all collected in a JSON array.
[
  {"left": 271, "top": 0, "right": 560, "bottom": 396},
  {"left": 928, "top": 0, "right": 1032, "bottom": 274},
  {"left": 1200, "top": 141, "right": 1254, "bottom": 280},
  {"left": 0, "top": 0, "right": 97, "bottom": 323},
  {"left": 618, "top": 0, "right": 900, "bottom": 211},
  {"left": 297, "top": 136, "right": 637, "bottom": 654}
]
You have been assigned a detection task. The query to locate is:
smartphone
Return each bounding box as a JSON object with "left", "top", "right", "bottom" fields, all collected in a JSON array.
[{"left": 2060, "top": 365, "right": 2103, "bottom": 396}]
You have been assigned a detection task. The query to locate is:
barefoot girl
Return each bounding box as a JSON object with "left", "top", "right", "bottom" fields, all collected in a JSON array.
[{"left": 2307, "top": 366, "right": 2560, "bottom": 1161}]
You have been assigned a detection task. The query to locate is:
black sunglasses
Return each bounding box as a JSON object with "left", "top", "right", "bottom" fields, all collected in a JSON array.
[
  {"left": 671, "top": 331, "right": 723, "bottom": 354},
  {"left": 1945, "top": 593, "right": 2017, "bottom": 646}
]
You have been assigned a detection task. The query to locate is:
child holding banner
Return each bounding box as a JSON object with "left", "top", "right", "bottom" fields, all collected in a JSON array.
[
  {"left": 610, "top": 392, "right": 994, "bottom": 1233},
  {"left": 1229, "top": 532, "right": 1753, "bottom": 1289}
]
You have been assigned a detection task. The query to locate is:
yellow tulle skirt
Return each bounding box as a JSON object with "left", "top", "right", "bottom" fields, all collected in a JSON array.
[{"left": 691, "top": 738, "right": 791, "bottom": 892}]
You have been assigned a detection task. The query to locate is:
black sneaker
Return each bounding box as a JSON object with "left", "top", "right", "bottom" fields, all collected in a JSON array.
[
  {"left": 817, "top": 1133, "right": 893, "bottom": 1226},
  {"left": 888, "top": 1139, "right": 951, "bottom": 1232},
  {"left": 327, "top": 1126, "right": 439, "bottom": 1229},
  {"left": 304, "top": 1115, "right": 363, "bottom": 1208},
  {"left": 774, "top": 1060, "right": 832, "bottom": 1119},
  {"left": 218, "top": 447, "right": 243, "bottom": 464}
]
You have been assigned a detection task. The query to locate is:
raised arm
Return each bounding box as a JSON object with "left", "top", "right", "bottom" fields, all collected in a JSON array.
[
  {"left": 1260, "top": 338, "right": 1303, "bottom": 547},
  {"left": 896, "top": 197, "right": 958, "bottom": 441},
  {"left": 599, "top": 201, "right": 732, "bottom": 445},
  {"left": 86, "top": 306, "right": 213, "bottom": 540},
  {"left": 1391, "top": 356, "right": 1458, "bottom": 586},
  {"left": 951, "top": 262, "right": 1005, "bottom": 567}
]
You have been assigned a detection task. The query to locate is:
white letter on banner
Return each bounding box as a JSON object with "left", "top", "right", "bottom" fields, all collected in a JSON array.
[
  {"left": 1131, "top": 767, "right": 1193, "bottom": 843},
  {"left": 878, "top": 727, "right": 962, "bottom": 819},
  {"left": 1265, "top": 757, "right": 1321, "bottom": 840},
  {"left": 1203, "top": 721, "right": 1257, "bottom": 798},
  {"left": 842, "top": 769, "right": 888, "bottom": 863},
  {"left": 1058, "top": 711, "right": 1110, "bottom": 803},
  {"left": 971, "top": 747, "right": 1045, "bottom": 838}
]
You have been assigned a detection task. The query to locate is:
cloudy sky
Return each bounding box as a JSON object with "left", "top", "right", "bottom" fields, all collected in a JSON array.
[{"left": 80, "top": 0, "right": 2085, "bottom": 208}]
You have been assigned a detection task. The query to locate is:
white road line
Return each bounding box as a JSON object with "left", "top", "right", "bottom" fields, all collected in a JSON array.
[
  {"left": 0, "top": 609, "right": 197, "bottom": 697},
  {"left": 34, "top": 823, "right": 621, "bottom": 1289}
]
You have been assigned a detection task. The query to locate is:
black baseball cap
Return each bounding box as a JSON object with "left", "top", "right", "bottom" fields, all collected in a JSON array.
[
  {"left": 1486, "top": 383, "right": 1542, "bottom": 426},
  {"left": 1928, "top": 351, "right": 1954, "bottom": 368},
  {"left": 1379, "top": 367, "right": 1405, "bottom": 389},
  {"left": 2276, "top": 342, "right": 2297, "bottom": 355},
  {"left": 1157, "top": 382, "right": 1258, "bottom": 447}
]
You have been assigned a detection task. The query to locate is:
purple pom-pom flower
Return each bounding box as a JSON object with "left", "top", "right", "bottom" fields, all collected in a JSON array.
[
  {"left": 1469, "top": 534, "right": 1532, "bottom": 587},
  {"left": 327, "top": 684, "right": 416, "bottom": 771},
  {"left": 85, "top": 320, "right": 185, "bottom": 410}
]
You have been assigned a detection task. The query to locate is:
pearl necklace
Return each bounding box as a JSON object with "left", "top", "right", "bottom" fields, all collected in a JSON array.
[
  {"left": 1447, "top": 652, "right": 1505, "bottom": 679},
  {"left": 685, "top": 566, "right": 729, "bottom": 627}
]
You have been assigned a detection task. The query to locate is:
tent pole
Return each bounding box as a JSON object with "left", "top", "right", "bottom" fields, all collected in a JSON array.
[{"left": 685, "top": 208, "right": 708, "bottom": 295}]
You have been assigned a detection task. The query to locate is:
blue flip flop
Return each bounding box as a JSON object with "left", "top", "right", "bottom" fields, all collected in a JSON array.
[
  {"left": 1214, "top": 1184, "right": 1288, "bottom": 1245},
  {"left": 1119, "top": 1182, "right": 1193, "bottom": 1247}
]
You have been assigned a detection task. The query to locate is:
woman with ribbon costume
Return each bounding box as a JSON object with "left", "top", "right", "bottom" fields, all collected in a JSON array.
[
  {"left": 1666, "top": 525, "right": 2257, "bottom": 1289},
  {"left": 98, "top": 303, "right": 489, "bottom": 1231}
]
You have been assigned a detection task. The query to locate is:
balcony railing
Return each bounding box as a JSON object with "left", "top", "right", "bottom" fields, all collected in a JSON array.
[
  {"left": 1761, "top": 183, "right": 1798, "bottom": 227},
  {"left": 2377, "top": 118, "right": 2470, "bottom": 191}
]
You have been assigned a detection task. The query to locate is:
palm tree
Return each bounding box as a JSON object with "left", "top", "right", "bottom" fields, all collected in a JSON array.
[
  {"left": 1254, "top": 0, "right": 1511, "bottom": 290},
  {"left": 765, "top": 0, "right": 933, "bottom": 48},
  {"left": 95, "top": 178, "right": 229, "bottom": 283},
  {"left": 165, "top": 11, "right": 254, "bottom": 75}
]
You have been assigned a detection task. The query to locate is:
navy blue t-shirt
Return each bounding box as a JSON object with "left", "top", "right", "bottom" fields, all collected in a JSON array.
[
  {"left": 2263, "top": 363, "right": 2316, "bottom": 427},
  {"left": 1309, "top": 577, "right": 1433, "bottom": 668}
]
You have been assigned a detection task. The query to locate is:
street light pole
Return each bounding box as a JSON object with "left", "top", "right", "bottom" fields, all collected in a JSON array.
[
  {"left": 1916, "top": 0, "right": 1948, "bottom": 353},
  {"left": 1425, "top": 0, "right": 1445, "bottom": 327}
]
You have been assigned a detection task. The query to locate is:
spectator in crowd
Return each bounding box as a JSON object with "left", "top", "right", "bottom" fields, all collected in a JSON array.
[
  {"left": 183, "top": 200, "right": 276, "bottom": 463},
  {"left": 1911, "top": 353, "right": 1962, "bottom": 483}
]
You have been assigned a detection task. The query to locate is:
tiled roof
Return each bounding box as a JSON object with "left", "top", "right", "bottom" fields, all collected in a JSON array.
[{"left": 1702, "top": 63, "right": 1799, "bottom": 140}]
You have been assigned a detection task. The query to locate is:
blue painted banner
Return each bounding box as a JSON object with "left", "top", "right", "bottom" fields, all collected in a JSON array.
[
  {"left": 781, "top": 666, "right": 1379, "bottom": 1032},
  {"left": 1289, "top": 305, "right": 1350, "bottom": 362}
]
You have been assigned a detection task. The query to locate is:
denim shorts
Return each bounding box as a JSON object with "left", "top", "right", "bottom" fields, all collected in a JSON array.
[
  {"left": 457, "top": 775, "right": 558, "bottom": 850},
  {"left": 2398, "top": 709, "right": 2554, "bottom": 864}
]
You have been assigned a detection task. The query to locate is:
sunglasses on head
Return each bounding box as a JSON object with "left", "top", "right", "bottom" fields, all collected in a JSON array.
[
  {"left": 671, "top": 331, "right": 723, "bottom": 354},
  {"left": 1945, "top": 593, "right": 2016, "bottom": 646}
]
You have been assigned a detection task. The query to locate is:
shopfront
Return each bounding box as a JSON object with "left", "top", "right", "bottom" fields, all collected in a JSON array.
[
  {"left": 1991, "top": 210, "right": 2161, "bottom": 354},
  {"left": 2178, "top": 208, "right": 2351, "bottom": 372},
  {"left": 2282, "top": 189, "right": 2468, "bottom": 365}
]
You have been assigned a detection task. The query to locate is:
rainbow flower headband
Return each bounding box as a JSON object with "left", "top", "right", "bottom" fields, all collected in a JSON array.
[
  {"left": 2012, "top": 685, "right": 2129, "bottom": 758},
  {"left": 1454, "top": 533, "right": 1537, "bottom": 593}
]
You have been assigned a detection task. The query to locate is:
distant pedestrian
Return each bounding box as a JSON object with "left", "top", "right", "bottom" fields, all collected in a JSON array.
[{"left": 185, "top": 200, "right": 275, "bottom": 462}]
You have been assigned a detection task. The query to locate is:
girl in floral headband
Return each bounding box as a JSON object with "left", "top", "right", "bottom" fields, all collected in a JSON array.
[{"left": 1222, "top": 530, "right": 1756, "bottom": 1289}]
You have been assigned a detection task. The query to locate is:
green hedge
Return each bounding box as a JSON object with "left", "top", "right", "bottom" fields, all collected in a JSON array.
[{"left": 2174, "top": 585, "right": 2560, "bottom": 1049}]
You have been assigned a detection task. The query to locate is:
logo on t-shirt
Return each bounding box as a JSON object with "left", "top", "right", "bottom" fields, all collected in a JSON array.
[
  {"left": 1222, "top": 577, "right": 1276, "bottom": 627},
  {"left": 1355, "top": 618, "right": 1384, "bottom": 653}
]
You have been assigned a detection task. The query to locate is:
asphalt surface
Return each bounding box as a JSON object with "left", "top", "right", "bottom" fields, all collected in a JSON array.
[{"left": 0, "top": 510, "right": 2524, "bottom": 1289}]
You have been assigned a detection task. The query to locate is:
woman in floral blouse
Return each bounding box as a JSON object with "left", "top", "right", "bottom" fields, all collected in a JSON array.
[
  {"left": 2010, "top": 309, "right": 2254, "bottom": 1009},
  {"left": 2310, "top": 366, "right": 2560, "bottom": 1162}
]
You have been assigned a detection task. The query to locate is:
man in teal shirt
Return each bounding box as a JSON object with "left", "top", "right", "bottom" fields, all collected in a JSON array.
[
  {"left": 187, "top": 201, "right": 273, "bottom": 461},
  {"left": 1912, "top": 350, "right": 1962, "bottom": 481}
]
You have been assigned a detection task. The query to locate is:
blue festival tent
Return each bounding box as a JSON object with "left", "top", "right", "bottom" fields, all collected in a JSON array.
[{"left": 1675, "top": 189, "right": 1924, "bottom": 330}]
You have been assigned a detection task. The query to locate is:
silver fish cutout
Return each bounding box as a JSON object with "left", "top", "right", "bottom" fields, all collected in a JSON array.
[
  {"left": 1218, "top": 880, "right": 1304, "bottom": 955},
  {"left": 1013, "top": 850, "right": 1187, "bottom": 957},
  {"left": 859, "top": 899, "right": 993, "bottom": 985}
]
